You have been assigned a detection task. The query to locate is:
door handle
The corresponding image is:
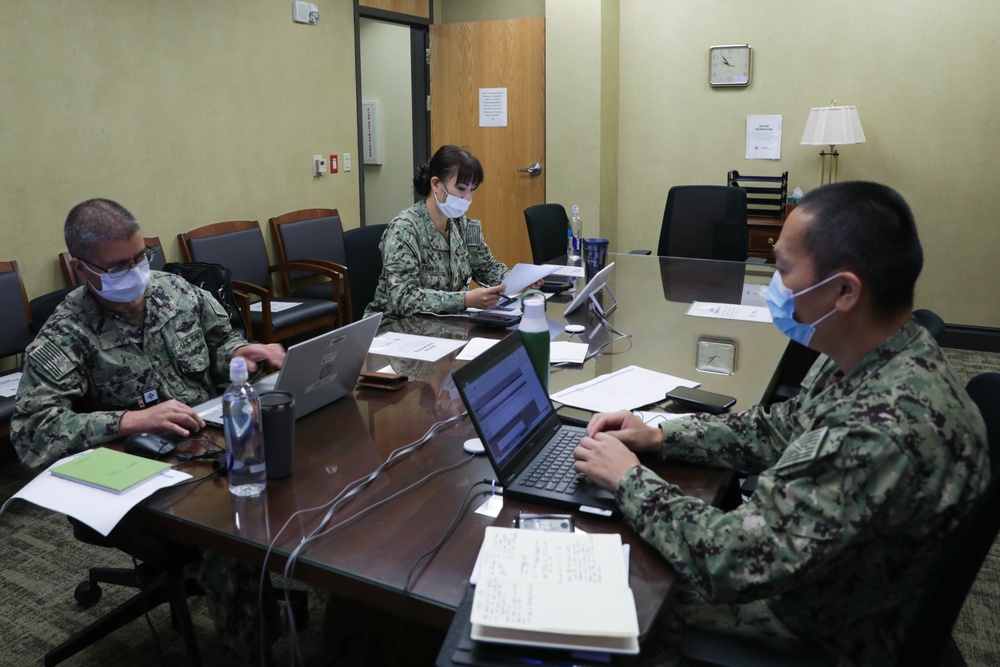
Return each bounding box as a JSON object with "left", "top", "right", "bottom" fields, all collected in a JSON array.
[{"left": 517, "top": 163, "right": 542, "bottom": 176}]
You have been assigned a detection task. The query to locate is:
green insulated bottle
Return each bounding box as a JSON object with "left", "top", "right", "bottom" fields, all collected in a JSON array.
[{"left": 519, "top": 294, "right": 550, "bottom": 392}]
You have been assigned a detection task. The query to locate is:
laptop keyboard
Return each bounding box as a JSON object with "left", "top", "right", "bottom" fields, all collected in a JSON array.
[{"left": 518, "top": 430, "right": 584, "bottom": 496}]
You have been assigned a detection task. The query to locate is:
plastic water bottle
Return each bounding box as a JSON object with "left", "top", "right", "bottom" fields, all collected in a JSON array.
[
  {"left": 568, "top": 205, "right": 582, "bottom": 261},
  {"left": 223, "top": 357, "right": 266, "bottom": 497},
  {"left": 519, "top": 295, "right": 550, "bottom": 392}
]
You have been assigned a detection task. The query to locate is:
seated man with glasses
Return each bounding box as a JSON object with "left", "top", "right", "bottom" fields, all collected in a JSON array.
[{"left": 12, "top": 197, "right": 287, "bottom": 660}]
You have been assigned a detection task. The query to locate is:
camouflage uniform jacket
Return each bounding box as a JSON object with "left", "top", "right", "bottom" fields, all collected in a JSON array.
[
  {"left": 364, "top": 200, "right": 509, "bottom": 319},
  {"left": 618, "top": 319, "right": 988, "bottom": 664},
  {"left": 13, "top": 271, "right": 245, "bottom": 468}
]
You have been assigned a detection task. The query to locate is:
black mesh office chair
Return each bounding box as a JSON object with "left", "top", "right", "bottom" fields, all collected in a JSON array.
[
  {"left": 524, "top": 203, "right": 569, "bottom": 264},
  {"left": 342, "top": 224, "right": 388, "bottom": 323},
  {"left": 269, "top": 208, "right": 352, "bottom": 322},
  {"left": 681, "top": 373, "right": 1000, "bottom": 667},
  {"left": 658, "top": 185, "right": 750, "bottom": 261}
]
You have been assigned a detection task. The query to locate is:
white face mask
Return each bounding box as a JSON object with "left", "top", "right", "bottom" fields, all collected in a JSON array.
[
  {"left": 81, "top": 260, "right": 151, "bottom": 303},
  {"left": 435, "top": 183, "right": 472, "bottom": 219}
]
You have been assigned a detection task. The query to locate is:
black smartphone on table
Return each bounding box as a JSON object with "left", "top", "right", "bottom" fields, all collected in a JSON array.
[{"left": 665, "top": 386, "right": 736, "bottom": 414}]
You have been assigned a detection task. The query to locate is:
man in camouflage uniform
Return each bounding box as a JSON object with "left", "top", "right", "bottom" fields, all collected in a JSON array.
[
  {"left": 574, "top": 182, "right": 989, "bottom": 665},
  {"left": 364, "top": 199, "right": 509, "bottom": 319},
  {"left": 12, "top": 198, "right": 285, "bottom": 660}
]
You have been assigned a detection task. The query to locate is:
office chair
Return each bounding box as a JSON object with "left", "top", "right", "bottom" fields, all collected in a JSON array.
[
  {"left": 178, "top": 220, "right": 342, "bottom": 343},
  {"left": 680, "top": 372, "right": 1000, "bottom": 667},
  {"left": 914, "top": 309, "right": 946, "bottom": 340},
  {"left": 657, "top": 185, "right": 751, "bottom": 261},
  {"left": 0, "top": 260, "right": 33, "bottom": 442},
  {"left": 523, "top": 203, "right": 569, "bottom": 264},
  {"left": 342, "top": 224, "right": 388, "bottom": 323},
  {"left": 45, "top": 519, "right": 204, "bottom": 666},
  {"left": 268, "top": 208, "right": 352, "bottom": 322},
  {"left": 59, "top": 237, "right": 167, "bottom": 288}
]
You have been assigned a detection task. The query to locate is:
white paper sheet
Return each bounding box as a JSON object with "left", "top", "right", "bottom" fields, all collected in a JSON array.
[
  {"left": 544, "top": 264, "right": 585, "bottom": 278},
  {"left": 550, "top": 365, "right": 699, "bottom": 413},
  {"left": 0, "top": 372, "right": 22, "bottom": 397},
  {"left": 498, "top": 263, "right": 559, "bottom": 294},
  {"left": 550, "top": 341, "right": 589, "bottom": 364},
  {"left": 687, "top": 301, "right": 772, "bottom": 323},
  {"left": 368, "top": 332, "right": 467, "bottom": 362},
  {"left": 746, "top": 114, "right": 782, "bottom": 160},
  {"left": 457, "top": 337, "right": 501, "bottom": 361},
  {"left": 11, "top": 452, "right": 192, "bottom": 536},
  {"left": 249, "top": 301, "right": 301, "bottom": 313}
]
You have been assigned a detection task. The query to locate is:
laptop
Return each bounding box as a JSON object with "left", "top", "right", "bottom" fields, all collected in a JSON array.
[
  {"left": 195, "top": 312, "right": 383, "bottom": 426},
  {"left": 452, "top": 332, "right": 618, "bottom": 516}
]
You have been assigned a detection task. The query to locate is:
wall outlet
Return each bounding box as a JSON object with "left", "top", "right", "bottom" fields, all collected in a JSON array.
[{"left": 343, "top": 153, "right": 352, "bottom": 172}]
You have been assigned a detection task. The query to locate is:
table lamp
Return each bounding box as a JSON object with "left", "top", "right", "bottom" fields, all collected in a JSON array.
[{"left": 800, "top": 103, "right": 866, "bottom": 185}]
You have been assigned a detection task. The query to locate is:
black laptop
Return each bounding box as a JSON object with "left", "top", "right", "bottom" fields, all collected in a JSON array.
[{"left": 452, "top": 332, "right": 618, "bottom": 516}]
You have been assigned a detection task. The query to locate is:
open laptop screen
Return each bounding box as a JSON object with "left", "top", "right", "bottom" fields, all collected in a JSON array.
[{"left": 458, "top": 336, "right": 552, "bottom": 468}]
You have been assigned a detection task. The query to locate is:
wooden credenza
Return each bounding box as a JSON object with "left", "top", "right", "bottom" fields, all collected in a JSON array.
[{"left": 748, "top": 216, "right": 784, "bottom": 263}]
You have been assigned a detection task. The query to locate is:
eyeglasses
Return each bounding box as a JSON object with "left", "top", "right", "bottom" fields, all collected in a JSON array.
[{"left": 80, "top": 247, "right": 156, "bottom": 279}]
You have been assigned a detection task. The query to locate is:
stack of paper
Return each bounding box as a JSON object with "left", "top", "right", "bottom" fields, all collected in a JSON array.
[{"left": 470, "top": 526, "right": 639, "bottom": 654}]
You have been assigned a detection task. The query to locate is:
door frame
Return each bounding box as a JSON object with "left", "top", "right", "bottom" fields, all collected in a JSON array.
[{"left": 353, "top": 2, "right": 432, "bottom": 226}]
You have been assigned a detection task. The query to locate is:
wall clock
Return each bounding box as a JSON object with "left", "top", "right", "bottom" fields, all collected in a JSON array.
[
  {"left": 697, "top": 339, "right": 737, "bottom": 375},
  {"left": 709, "top": 44, "right": 752, "bottom": 87}
]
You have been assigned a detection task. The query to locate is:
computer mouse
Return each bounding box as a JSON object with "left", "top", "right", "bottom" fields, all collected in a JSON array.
[{"left": 124, "top": 432, "right": 176, "bottom": 459}]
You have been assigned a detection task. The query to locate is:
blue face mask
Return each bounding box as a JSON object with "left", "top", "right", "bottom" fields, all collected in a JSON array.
[
  {"left": 82, "top": 260, "right": 151, "bottom": 303},
  {"left": 765, "top": 271, "right": 842, "bottom": 347}
]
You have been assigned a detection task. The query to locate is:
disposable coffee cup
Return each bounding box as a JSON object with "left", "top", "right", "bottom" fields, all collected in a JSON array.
[
  {"left": 583, "top": 238, "right": 610, "bottom": 283},
  {"left": 259, "top": 390, "right": 295, "bottom": 479}
]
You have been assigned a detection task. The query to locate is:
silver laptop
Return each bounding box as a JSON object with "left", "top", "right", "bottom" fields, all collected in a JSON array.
[{"left": 195, "top": 313, "right": 383, "bottom": 426}]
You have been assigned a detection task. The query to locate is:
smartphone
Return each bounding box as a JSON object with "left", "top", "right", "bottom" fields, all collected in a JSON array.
[
  {"left": 468, "top": 311, "right": 522, "bottom": 328},
  {"left": 514, "top": 513, "right": 575, "bottom": 532},
  {"left": 665, "top": 386, "right": 736, "bottom": 414}
]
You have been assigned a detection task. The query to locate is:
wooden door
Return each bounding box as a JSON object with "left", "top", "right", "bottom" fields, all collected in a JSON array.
[{"left": 430, "top": 18, "right": 545, "bottom": 270}]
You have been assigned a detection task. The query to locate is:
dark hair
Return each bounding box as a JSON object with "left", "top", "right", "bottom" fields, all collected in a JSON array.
[
  {"left": 413, "top": 145, "right": 484, "bottom": 197},
  {"left": 796, "top": 181, "right": 922, "bottom": 319},
  {"left": 64, "top": 198, "right": 140, "bottom": 258}
]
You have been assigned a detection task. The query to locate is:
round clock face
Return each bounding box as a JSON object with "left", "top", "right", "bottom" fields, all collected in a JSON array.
[{"left": 709, "top": 45, "right": 752, "bottom": 87}]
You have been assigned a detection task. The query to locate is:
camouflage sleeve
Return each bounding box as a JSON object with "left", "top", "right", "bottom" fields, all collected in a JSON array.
[
  {"left": 657, "top": 397, "right": 803, "bottom": 474},
  {"left": 11, "top": 339, "right": 122, "bottom": 469},
  {"left": 196, "top": 284, "right": 247, "bottom": 387},
  {"left": 465, "top": 221, "right": 509, "bottom": 288},
  {"left": 618, "top": 422, "right": 898, "bottom": 603},
  {"left": 379, "top": 221, "right": 466, "bottom": 317}
]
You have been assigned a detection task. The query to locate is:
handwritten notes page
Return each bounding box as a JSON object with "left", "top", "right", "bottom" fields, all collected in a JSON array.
[{"left": 470, "top": 527, "right": 639, "bottom": 652}]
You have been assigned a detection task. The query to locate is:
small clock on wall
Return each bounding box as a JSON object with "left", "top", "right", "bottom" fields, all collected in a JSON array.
[
  {"left": 709, "top": 44, "right": 752, "bottom": 87},
  {"left": 697, "top": 339, "right": 737, "bottom": 375}
]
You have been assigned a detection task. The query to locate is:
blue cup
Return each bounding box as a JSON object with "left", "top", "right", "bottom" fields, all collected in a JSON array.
[{"left": 583, "top": 238, "right": 610, "bottom": 283}]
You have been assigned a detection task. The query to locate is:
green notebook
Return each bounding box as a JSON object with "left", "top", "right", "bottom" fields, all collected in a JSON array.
[{"left": 51, "top": 448, "right": 172, "bottom": 494}]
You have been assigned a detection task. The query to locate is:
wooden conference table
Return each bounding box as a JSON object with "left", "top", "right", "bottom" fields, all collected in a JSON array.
[{"left": 142, "top": 253, "right": 789, "bottom": 642}]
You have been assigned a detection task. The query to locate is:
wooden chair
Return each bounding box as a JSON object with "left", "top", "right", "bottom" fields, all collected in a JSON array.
[
  {"left": 59, "top": 236, "right": 167, "bottom": 288},
  {"left": 178, "top": 220, "right": 341, "bottom": 344},
  {"left": 268, "top": 208, "right": 352, "bottom": 323},
  {"left": 0, "top": 260, "right": 33, "bottom": 440}
]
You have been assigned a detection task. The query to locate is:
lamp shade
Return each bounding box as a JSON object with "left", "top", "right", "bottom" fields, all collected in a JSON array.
[{"left": 800, "top": 105, "right": 866, "bottom": 146}]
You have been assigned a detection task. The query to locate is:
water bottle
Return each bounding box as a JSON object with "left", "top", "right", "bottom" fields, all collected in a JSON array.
[
  {"left": 568, "top": 205, "right": 582, "bottom": 261},
  {"left": 519, "top": 294, "right": 550, "bottom": 392},
  {"left": 223, "top": 356, "right": 266, "bottom": 497}
]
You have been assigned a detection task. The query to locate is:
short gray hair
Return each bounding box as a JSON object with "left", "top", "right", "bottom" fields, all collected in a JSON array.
[{"left": 64, "top": 198, "right": 141, "bottom": 258}]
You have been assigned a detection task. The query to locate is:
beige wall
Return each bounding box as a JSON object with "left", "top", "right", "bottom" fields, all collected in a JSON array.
[
  {"left": 439, "top": 0, "right": 543, "bottom": 23},
  {"left": 360, "top": 18, "right": 416, "bottom": 227},
  {"left": 1, "top": 1, "right": 360, "bottom": 302},
  {"left": 609, "top": 1, "right": 1000, "bottom": 326}
]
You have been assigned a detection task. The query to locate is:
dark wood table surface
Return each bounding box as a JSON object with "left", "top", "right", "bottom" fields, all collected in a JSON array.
[{"left": 142, "top": 253, "right": 789, "bottom": 639}]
